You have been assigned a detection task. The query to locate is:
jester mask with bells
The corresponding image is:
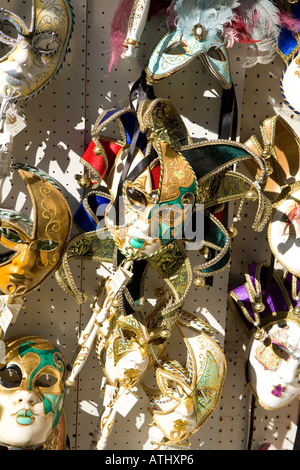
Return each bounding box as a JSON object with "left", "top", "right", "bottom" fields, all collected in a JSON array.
[
  {"left": 107, "top": 138, "right": 198, "bottom": 261},
  {"left": 142, "top": 311, "right": 226, "bottom": 448},
  {"left": 230, "top": 262, "right": 300, "bottom": 410},
  {"left": 75, "top": 94, "right": 270, "bottom": 276},
  {"left": 0, "top": 0, "right": 73, "bottom": 105},
  {"left": 0, "top": 334, "right": 67, "bottom": 449},
  {"left": 0, "top": 163, "right": 71, "bottom": 299}
]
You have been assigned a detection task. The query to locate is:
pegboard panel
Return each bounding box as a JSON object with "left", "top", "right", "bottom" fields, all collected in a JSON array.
[{"left": 0, "top": 0, "right": 299, "bottom": 452}]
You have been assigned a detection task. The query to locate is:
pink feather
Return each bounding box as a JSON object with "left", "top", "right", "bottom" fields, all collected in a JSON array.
[
  {"left": 108, "top": 0, "right": 135, "bottom": 72},
  {"left": 279, "top": 11, "right": 300, "bottom": 32}
]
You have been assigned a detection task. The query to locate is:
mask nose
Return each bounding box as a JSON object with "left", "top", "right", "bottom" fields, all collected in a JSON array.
[
  {"left": 11, "top": 244, "right": 36, "bottom": 275},
  {"left": 13, "top": 390, "right": 39, "bottom": 407},
  {"left": 8, "top": 38, "right": 33, "bottom": 71}
]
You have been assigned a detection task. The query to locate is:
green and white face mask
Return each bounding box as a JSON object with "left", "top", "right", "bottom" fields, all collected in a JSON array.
[
  {"left": 107, "top": 140, "right": 198, "bottom": 261},
  {"left": 0, "top": 335, "right": 66, "bottom": 449}
]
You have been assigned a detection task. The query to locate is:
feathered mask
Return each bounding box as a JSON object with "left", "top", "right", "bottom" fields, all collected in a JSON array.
[{"left": 110, "top": 0, "right": 300, "bottom": 88}]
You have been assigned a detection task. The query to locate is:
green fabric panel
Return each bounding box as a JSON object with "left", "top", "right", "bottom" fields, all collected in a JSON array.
[{"left": 181, "top": 143, "right": 251, "bottom": 180}]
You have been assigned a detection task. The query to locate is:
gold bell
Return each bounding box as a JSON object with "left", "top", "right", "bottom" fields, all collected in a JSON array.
[
  {"left": 265, "top": 162, "right": 273, "bottom": 175},
  {"left": 228, "top": 225, "right": 238, "bottom": 237},
  {"left": 93, "top": 145, "right": 104, "bottom": 155},
  {"left": 160, "top": 329, "right": 171, "bottom": 339},
  {"left": 75, "top": 174, "right": 92, "bottom": 188},
  {"left": 253, "top": 328, "right": 264, "bottom": 340},
  {"left": 261, "top": 149, "right": 271, "bottom": 158},
  {"left": 154, "top": 287, "right": 165, "bottom": 297},
  {"left": 254, "top": 301, "right": 265, "bottom": 313},
  {"left": 199, "top": 246, "right": 209, "bottom": 256},
  {"left": 194, "top": 277, "right": 205, "bottom": 288},
  {"left": 294, "top": 306, "right": 300, "bottom": 315},
  {"left": 245, "top": 189, "right": 257, "bottom": 201}
]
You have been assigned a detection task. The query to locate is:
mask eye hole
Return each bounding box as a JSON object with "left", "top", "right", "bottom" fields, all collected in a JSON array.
[
  {"left": 0, "top": 227, "right": 22, "bottom": 244},
  {"left": 0, "top": 19, "right": 19, "bottom": 41},
  {"left": 207, "top": 46, "right": 226, "bottom": 62},
  {"left": 0, "top": 365, "right": 22, "bottom": 388},
  {"left": 126, "top": 186, "right": 148, "bottom": 211},
  {"left": 34, "top": 373, "right": 58, "bottom": 388},
  {"left": 272, "top": 343, "right": 290, "bottom": 361},
  {"left": 120, "top": 329, "right": 136, "bottom": 342},
  {"left": 163, "top": 41, "right": 188, "bottom": 55},
  {"left": 35, "top": 240, "right": 59, "bottom": 251},
  {"left": 32, "top": 32, "right": 60, "bottom": 55},
  {"left": 0, "top": 19, "right": 19, "bottom": 60}
]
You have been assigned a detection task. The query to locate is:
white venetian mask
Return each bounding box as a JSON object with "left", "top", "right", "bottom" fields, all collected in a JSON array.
[
  {"left": 0, "top": 0, "right": 73, "bottom": 102},
  {"left": 247, "top": 319, "right": 300, "bottom": 410}
]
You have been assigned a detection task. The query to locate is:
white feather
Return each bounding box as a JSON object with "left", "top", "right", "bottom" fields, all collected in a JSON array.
[
  {"left": 174, "top": 0, "right": 240, "bottom": 35},
  {"left": 234, "top": 0, "right": 281, "bottom": 66}
]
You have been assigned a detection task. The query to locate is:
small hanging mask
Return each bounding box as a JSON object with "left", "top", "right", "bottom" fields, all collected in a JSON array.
[
  {"left": 0, "top": 164, "right": 71, "bottom": 298},
  {"left": 143, "top": 311, "right": 226, "bottom": 447},
  {"left": 145, "top": 0, "right": 238, "bottom": 89},
  {"left": 248, "top": 319, "right": 300, "bottom": 410},
  {"left": 0, "top": 0, "right": 73, "bottom": 102},
  {"left": 0, "top": 334, "right": 66, "bottom": 449},
  {"left": 95, "top": 312, "right": 165, "bottom": 390},
  {"left": 230, "top": 262, "right": 300, "bottom": 410}
]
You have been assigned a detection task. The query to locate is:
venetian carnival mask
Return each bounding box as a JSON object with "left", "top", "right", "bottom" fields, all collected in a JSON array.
[
  {"left": 95, "top": 312, "right": 166, "bottom": 390},
  {"left": 107, "top": 139, "right": 198, "bottom": 261},
  {"left": 0, "top": 164, "right": 71, "bottom": 297},
  {"left": 143, "top": 311, "right": 226, "bottom": 447},
  {"left": 145, "top": 0, "right": 237, "bottom": 89},
  {"left": 247, "top": 319, "right": 300, "bottom": 410},
  {"left": 0, "top": 0, "right": 73, "bottom": 102},
  {"left": 230, "top": 262, "right": 300, "bottom": 410},
  {"left": 0, "top": 334, "right": 66, "bottom": 449}
]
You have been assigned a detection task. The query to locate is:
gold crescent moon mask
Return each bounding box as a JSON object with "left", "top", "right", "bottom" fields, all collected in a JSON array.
[{"left": 0, "top": 165, "right": 71, "bottom": 297}]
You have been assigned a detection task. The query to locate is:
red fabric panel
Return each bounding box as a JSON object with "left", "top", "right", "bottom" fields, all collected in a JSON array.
[
  {"left": 150, "top": 162, "right": 161, "bottom": 190},
  {"left": 81, "top": 139, "right": 122, "bottom": 180}
]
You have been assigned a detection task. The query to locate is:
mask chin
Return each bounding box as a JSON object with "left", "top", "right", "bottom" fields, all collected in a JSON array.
[{"left": 145, "top": 29, "right": 231, "bottom": 89}]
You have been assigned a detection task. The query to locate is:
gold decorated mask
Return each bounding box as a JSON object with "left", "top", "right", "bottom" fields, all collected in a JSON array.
[
  {"left": 95, "top": 312, "right": 168, "bottom": 390},
  {"left": 107, "top": 140, "right": 198, "bottom": 260},
  {"left": 143, "top": 311, "right": 226, "bottom": 447},
  {"left": 0, "top": 165, "right": 71, "bottom": 297},
  {"left": 0, "top": 0, "right": 73, "bottom": 101}
]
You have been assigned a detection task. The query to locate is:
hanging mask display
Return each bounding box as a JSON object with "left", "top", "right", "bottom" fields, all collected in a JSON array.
[
  {"left": 142, "top": 311, "right": 226, "bottom": 448},
  {"left": 230, "top": 262, "right": 300, "bottom": 410},
  {"left": 56, "top": 87, "right": 272, "bottom": 315},
  {"left": 54, "top": 90, "right": 270, "bottom": 399},
  {"left": 245, "top": 114, "right": 300, "bottom": 277},
  {"left": 95, "top": 309, "right": 169, "bottom": 390},
  {"left": 0, "top": 163, "right": 71, "bottom": 336},
  {"left": 0, "top": 334, "right": 67, "bottom": 449}
]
